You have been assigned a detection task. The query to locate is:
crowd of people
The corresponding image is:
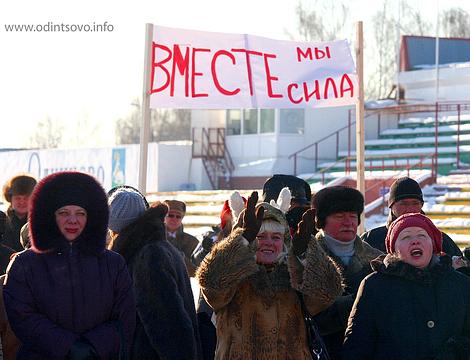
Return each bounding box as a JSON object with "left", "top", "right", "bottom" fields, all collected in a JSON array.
[{"left": 0, "top": 171, "right": 470, "bottom": 359}]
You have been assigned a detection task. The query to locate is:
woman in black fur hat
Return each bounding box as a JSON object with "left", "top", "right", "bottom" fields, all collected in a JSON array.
[{"left": 3, "top": 171, "right": 136, "bottom": 360}]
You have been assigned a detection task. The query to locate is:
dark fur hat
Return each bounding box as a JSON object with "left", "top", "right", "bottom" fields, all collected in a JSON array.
[
  {"left": 312, "top": 186, "right": 364, "bottom": 229},
  {"left": 262, "top": 174, "right": 312, "bottom": 205},
  {"left": 29, "top": 171, "right": 109, "bottom": 255},
  {"left": 3, "top": 174, "right": 37, "bottom": 203}
]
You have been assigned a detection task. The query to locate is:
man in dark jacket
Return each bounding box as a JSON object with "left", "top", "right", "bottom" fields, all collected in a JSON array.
[
  {"left": 164, "top": 199, "right": 199, "bottom": 277},
  {"left": 2, "top": 174, "right": 36, "bottom": 252},
  {"left": 109, "top": 188, "right": 202, "bottom": 360},
  {"left": 361, "top": 176, "right": 461, "bottom": 257},
  {"left": 312, "top": 186, "right": 382, "bottom": 359}
]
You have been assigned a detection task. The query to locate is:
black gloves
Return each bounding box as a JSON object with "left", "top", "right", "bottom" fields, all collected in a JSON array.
[
  {"left": 240, "top": 191, "right": 264, "bottom": 243},
  {"left": 67, "top": 339, "right": 98, "bottom": 360},
  {"left": 292, "top": 208, "right": 317, "bottom": 256},
  {"left": 201, "top": 231, "right": 218, "bottom": 252}
]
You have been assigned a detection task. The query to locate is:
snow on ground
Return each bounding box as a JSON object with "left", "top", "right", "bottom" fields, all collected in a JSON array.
[
  {"left": 339, "top": 144, "right": 470, "bottom": 157},
  {"left": 366, "top": 134, "right": 470, "bottom": 147},
  {"left": 399, "top": 113, "right": 470, "bottom": 126},
  {"left": 381, "top": 123, "right": 470, "bottom": 137}
]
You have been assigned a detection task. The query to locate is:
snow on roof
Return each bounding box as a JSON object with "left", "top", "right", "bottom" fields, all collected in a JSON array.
[{"left": 365, "top": 99, "right": 398, "bottom": 109}]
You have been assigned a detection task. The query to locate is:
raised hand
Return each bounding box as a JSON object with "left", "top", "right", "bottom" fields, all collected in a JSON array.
[
  {"left": 241, "top": 191, "right": 265, "bottom": 243},
  {"left": 292, "top": 208, "right": 316, "bottom": 256}
]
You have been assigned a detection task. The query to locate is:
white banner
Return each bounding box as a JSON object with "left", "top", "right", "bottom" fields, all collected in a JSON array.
[{"left": 150, "top": 26, "right": 358, "bottom": 109}]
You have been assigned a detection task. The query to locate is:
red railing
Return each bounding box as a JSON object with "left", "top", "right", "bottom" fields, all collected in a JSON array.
[
  {"left": 192, "top": 127, "right": 235, "bottom": 189},
  {"left": 362, "top": 153, "right": 437, "bottom": 201},
  {"left": 288, "top": 101, "right": 470, "bottom": 176},
  {"left": 288, "top": 109, "right": 381, "bottom": 175},
  {"left": 307, "top": 153, "right": 437, "bottom": 186}
]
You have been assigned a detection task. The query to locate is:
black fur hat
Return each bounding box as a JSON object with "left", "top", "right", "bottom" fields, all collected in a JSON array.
[
  {"left": 29, "top": 171, "right": 109, "bottom": 254},
  {"left": 3, "top": 174, "right": 37, "bottom": 203},
  {"left": 262, "top": 174, "right": 312, "bottom": 205},
  {"left": 312, "top": 186, "right": 364, "bottom": 229}
]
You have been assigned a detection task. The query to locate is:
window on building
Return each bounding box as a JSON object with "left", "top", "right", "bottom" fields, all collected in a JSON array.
[
  {"left": 260, "top": 109, "right": 275, "bottom": 133},
  {"left": 226, "top": 110, "right": 241, "bottom": 135},
  {"left": 226, "top": 109, "right": 275, "bottom": 135},
  {"left": 280, "top": 109, "right": 305, "bottom": 134},
  {"left": 243, "top": 109, "right": 258, "bottom": 134}
]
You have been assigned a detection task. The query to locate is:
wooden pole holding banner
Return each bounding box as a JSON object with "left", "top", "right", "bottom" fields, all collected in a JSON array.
[
  {"left": 138, "top": 23, "right": 154, "bottom": 194},
  {"left": 355, "top": 21, "right": 365, "bottom": 234}
]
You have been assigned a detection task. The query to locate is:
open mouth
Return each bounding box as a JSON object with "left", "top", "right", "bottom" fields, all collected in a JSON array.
[
  {"left": 260, "top": 249, "right": 274, "bottom": 254},
  {"left": 410, "top": 248, "right": 423, "bottom": 257}
]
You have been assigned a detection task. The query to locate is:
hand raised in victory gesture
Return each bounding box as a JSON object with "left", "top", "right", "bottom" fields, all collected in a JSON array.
[
  {"left": 292, "top": 208, "right": 316, "bottom": 256},
  {"left": 241, "top": 191, "right": 265, "bottom": 243}
]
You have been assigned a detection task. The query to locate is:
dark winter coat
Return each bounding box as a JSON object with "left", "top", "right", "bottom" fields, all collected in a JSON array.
[
  {"left": 167, "top": 227, "right": 199, "bottom": 277},
  {"left": 361, "top": 224, "right": 462, "bottom": 257},
  {"left": 3, "top": 208, "right": 26, "bottom": 252},
  {"left": 314, "top": 232, "right": 383, "bottom": 360},
  {"left": 197, "top": 204, "right": 344, "bottom": 360},
  {"left": 112, "top": 206, "right": 202, "bottom": 360},
  {"left": 3, "top": 173, "right": 136, "bottom": 360},
  {"left": 343, "top": 255, "right": 470, "bottom": 360}
]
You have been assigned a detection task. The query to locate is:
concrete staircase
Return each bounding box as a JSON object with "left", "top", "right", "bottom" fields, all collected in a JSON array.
[
  {"left": 311, "top": 112, "right": 470, "bottom": 181},
  {"left": 423, "top": 175, "right": 470, "bottom": 248}
]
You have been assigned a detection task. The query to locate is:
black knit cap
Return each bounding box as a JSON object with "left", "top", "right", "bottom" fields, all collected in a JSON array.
[
  {"left": 388, "top": 177, "right": 423, "bottom": 207},
  {"left": 262, "top": 174, "right": 312, "bottom": 205},
  {"left": 312, "top": 186, "right": 364, "bottom": 229},
  {"left": 29, "top": 171, "right": 109, "bottom": 254}
]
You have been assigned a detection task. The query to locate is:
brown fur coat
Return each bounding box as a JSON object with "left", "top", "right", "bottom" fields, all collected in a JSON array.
[{"left": 197, "top": 228, "right": 343, "bottom": 360}]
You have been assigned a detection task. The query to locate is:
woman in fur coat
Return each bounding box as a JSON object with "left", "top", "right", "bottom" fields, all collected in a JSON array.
[
  {"left": 197, "top": 191, "right": 343, "bottom": 360},
  {"left": 108, "top": 188, "right": 202, "bottom": 360},
  {"left": 343, "top": 213, "right": 470, "bottom": 360},
  {"left": 3, "top": 171, "right": 136, "bottom": 360}
]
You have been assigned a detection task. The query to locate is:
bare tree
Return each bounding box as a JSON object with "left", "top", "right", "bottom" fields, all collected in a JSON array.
[
  {"left": 441, "top": 7, "right": 470, "bottom": 38},
  {"left": 368, "top": 0, "right": 433, "bottom": 99},
  {"left": 30, "top": 116, "right": 63, "bottom": 148},
  {"left": 115, "top": 99, "right": 191, "bottom": 145},
  {"left": 295, "top": 0, "right": 350, "bottom": 42}
]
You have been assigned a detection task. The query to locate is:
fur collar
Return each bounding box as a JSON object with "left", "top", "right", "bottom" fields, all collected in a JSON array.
[
  {"left": 247, "top": 260, "right": 292, "bottom": 299},
  {"left": 371, "top": 254, "right": 452, "bottom": 285},
  {"left": 111, "top": 206, "right": 167, "bottom": 264}
]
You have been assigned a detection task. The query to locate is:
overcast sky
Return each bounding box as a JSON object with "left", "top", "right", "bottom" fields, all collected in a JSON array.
[{"left": 0, "top": 0, "right": 467, "bottom": 149}]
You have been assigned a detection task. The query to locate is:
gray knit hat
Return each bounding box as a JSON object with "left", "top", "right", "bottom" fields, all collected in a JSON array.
[{"left": 108, "top": 187, "right": 147, "bottom": 232}]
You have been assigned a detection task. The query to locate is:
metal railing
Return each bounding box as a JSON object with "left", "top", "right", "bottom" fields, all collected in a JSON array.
[
  {"left": 362, "top": 153, "right": 437, "bottom": 201},
  {"left": 288, "top": 101, "right": 470, "bottom": 177},
  {"left": 192, "top": 127, "right": 235, "bottom": 189},
  {"left": 306, "top": 152, "right": 437, "bottom": 186}
]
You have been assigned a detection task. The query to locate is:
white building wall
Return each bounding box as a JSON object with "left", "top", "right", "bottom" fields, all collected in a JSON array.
[{"left": 0, "top": 142, "right": 203, "bottom": 196}]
